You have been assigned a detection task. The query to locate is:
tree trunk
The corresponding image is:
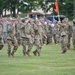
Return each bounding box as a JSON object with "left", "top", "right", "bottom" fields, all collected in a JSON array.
[
  {"left": 4, "top": 9, "right": 6, "bottom": 17},
  {"left": 12, "top": 6, "right": 16, "bottom": 17}
]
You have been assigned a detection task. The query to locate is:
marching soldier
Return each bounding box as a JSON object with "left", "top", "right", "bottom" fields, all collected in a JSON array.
[
  {"left": 15, "top": 19, "right": 22, "bottom": 45},
  {"left": 33, "top": 20, "right": 47, "bottom": 56},
  {"left": 59, "top": 18, "right": 70, "bottom": 53},
  {"left": 53, "top": 21, "right": 60, "bottom": 44},
  {"left": 0, "top": 19, "right": 4, "bottom": 50},
  {"left": 64, "top": 18, "right": 72, "bottom": 49},
  {"left": 7, "top": 19, "right": 18, "bottom": 57},
  {"left": 72, "top": 19, "right": 75, "bottom": 50},
  {"left": 25, "top": 19, "right": 35, "bottom": 56},
  {"left": 21, "top": 18, "right": 34, "bottom": 56}
]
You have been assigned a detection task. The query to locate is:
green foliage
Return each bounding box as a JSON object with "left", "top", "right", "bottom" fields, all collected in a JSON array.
[
  {"left": 58, "top": 0, "right": 73, "bottom": 19},
  {"left": 0, "top": 0, "right": 74, "bottom": 19}
]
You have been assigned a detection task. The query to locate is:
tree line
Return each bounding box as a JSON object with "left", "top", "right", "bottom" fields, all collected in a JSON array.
[{"left": 0, "top": 0, "right": 73, "bottom": 19}]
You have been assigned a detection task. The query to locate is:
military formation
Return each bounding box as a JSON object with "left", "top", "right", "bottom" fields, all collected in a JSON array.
[{"left": 0, "top": 16, "right": 75, "bottom": 57}]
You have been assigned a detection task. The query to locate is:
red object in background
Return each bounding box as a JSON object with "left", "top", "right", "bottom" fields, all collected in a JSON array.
[{"left": 54, "top": 1, "right": 59, "bottom": 13}]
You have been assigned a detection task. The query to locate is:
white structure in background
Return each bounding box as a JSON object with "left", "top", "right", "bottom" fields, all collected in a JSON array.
[
  {"left": 19, "top": 0, "right": 29, "bottom": 5},
  {"left": 32, "top": 7, "right": 53, "bottom": 15}
]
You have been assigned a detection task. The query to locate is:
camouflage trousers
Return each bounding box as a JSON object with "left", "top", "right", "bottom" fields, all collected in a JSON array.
[
  {"left": 60, "top": 35, "right": 68, "bottom": 51},
  {"left": 21, "top": 37, "right": 33, "bottom": 56},
  {"left": 7, "top": 37, "right": 18, "bottom": 56},
  {"left": 53, "top": 34, "right": 59, "bottom": 44},
  {"left": 67, "top": 34, "right": 71, "bottom": 49},
  {"left": 0, "top": 38, "right": 4, "bottom": 50},
  {"left": 16, "top": 32, "right": 22, "bottom": 45},
  {"left": 34, "top": 39, "right": 42, "bottom": 56},
  {"left": 72, "top": 35, "right": 75, "bottom": 50},
  {"left": 47, "top": 34, "right": 51, "bottom": 44}
]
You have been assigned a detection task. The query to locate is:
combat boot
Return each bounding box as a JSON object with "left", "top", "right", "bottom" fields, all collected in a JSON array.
[
  {"left": 11, "top": 51, "right": 14, "bottom": 57},
  {"left": 26, "top": 50, "right": 30, "bottom": 56},
  {"left": 37, "top": 52, "right": 40, "bottom": 56},
  {"left": 8, "top": 50, "right": 11, "bottom": 57},
  {"left": 33, "top": 50, "right": 37, "bottom": 56},
  {"left": 23, "top": 53, "right": 26, "bottom": 56},
  {"left": 62, "top": 47, "right": 67, "bottom": 54},
  {"left": 62, "top": 50, "right": 66, "bottom": 54}
]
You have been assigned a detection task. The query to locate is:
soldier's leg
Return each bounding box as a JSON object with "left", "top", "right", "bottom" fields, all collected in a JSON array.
[
  {"left": 0, "top": 45, "right": 4, "bottom": 50},
  {"left": 33, "top": 39, "right": 38, "bottom": 56},
  {"left": 17, "top": 37, "right": 22, "bottom": 45},
  {"left": 50, "top": 34, "right": 52, "bottom": 43},
  {"left": 33, "top": 45, "right": 38, "bottom": 56},
  {"left": 73, "top": 40, "right": 75, "bottom": 50},
  {"left": 33, "top": 39, "right": 42, "bottom": 56},
  {"left": 26, "top": 44, "right": 33, "bottom": 56},
  {"left": 34, "top": 45, "right": 42, "bottom": 56},
  {"left": 11, "top": 38, "right": 18, "bottom": 57},
  {"left": 47, "top": 35, "right": 50, "bottom": 44},
  {"left": 7, "top": 40, "right": 11, "bottom": 57},
  {"left": 26, "top": 37, "right": 34, "bottom": 56},
  {"left": 62, "top": 36, "right": 68, "bottom": 53},
  {"left": 11, "top": 45, "right": 18, "bottom": 57},
  {"left": 61, "top": 37, "right": 66, "bottom": 53},
  {"left": 22, "top": 38, "right": 26, "bottom": 56},
  {"left": 67, "top": 34, "right": 71, "bottom": 49},
  {"left": 37, "top": 45, "right": 42, "bottom": 56},
  {"left": 53, "top": 34, "right": 56, "bottom": 44},
  {"left": 0, "top": 39, "right": 4, "bottom": 50},
  {"left": 55, "top": 34, "right": 59, "bottom": 44}
]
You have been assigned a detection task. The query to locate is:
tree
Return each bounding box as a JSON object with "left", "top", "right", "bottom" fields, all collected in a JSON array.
[
  {"left": 0, "top": 0, "right": 74, "bottom": 19},
  {"left": 38, "top": 0, "right": 55, "bottom": 14},
  {"left": 58, "top": 0, "right": 73, "bottom": 19}
]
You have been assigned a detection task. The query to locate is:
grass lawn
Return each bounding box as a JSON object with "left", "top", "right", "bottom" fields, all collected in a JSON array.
[{"left": 0, "top": 43, "right": 75, "bottom": 75}]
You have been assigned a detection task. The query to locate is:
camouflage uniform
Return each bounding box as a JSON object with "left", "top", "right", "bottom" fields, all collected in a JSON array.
[
  {"left": 21, "top": 20, "right": 34, "bottom": 56},
  {"left": 33, "top": 21, "right": 46, "bottom": 56},
  {"left": 47, "top": 22, "right": 53, "bottom": 44},
  {"left": 7, "top": 21, "right": 18, "bottom": 57},
  {"left": 15, "top": 20, "right": 22, "bottom": 45},
  {"left": 43, "top": 23, "right": 48, "bottom": 44},
  {"left": 21, "top": 22, "right": 26, "bottom": 56},
  {"left": 67, "top": 23, "right": 72, "bottom": 49},
  {"left": 64, "top": 18, "right": 72, "bottom": 49},
  {"left": 60, "top": 21, "right": 69, "bottom": 53},
  {"left": 72, "top": 20, "right": 75, "bottom": 50},
  {"left": 0, "top": 21, "right": 4, "bottom": 50},
  {"left": 25, "top": 22, "right": 34, "bottom": 56},
  {"left": 53, "top": 22, "right": 60, "bottom": 44}
]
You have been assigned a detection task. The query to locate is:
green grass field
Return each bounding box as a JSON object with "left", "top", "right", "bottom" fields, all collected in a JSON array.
[{"left": 0, "top": 43, "right": 75, "bottom": 75}]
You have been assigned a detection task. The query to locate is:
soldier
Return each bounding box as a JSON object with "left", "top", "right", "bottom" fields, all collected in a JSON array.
[
  {"left": 15, "top": 19, "right": 22, "bottom": 45},
  {"left": 46, "top": 20, "right": 53, "bottom": 44},
  {"left": 59, "top": 19, "right": 70, "bottom": 53},
  {"left": 7, "top": 19, "right": 18, "bottom": 57},
  {"left": 53, "top": 21, "right": 60, "bottom": 44},
  {"left": 33, "top": 20, "right": 47, "bottom": 56},
  {"left": 0, "top": 19, "right": 4, "bottom": 50},
  {"left": 20, "top": 19, "right": 26, "bottom": 56},
  {"left": 25, "top": 19, "right": 35, "bottom": 56},
  {"left": 21, "top": 18, "right": 34, "bottom": 56},
  {"left": 72, "top": 19, "right": 75, "bottom": 50},
  {"left": 64, "top": 18, "right": 72, "bottom": 49},
  {"left": 40, "top": 20, "right": 47, "bottom": 45}
]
